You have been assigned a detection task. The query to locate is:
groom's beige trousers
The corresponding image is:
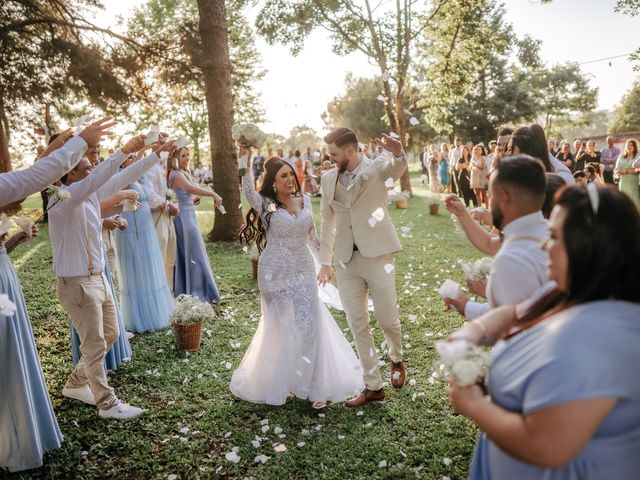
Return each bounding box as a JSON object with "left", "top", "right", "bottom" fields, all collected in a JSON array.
[
  {"left": 335, "top": 251, "right": 403, "bottom": 391},
  {"left": 153, "top": 210, "right": 177, "bottom": 293}
]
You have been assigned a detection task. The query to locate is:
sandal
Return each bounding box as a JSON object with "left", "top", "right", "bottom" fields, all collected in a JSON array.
[{"left": 312, "top": 401, "right": 326, "bottom": 410}]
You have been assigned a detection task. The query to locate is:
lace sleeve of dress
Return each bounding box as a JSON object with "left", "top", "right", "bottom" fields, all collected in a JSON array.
[
  {"left": 241, "top": 169, "right": 264, "bottom": 212},
  {"left": 305, "top": 195, "right": 321, "bottom": 260}
]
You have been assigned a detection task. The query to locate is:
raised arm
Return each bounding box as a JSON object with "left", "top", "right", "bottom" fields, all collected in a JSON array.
[
  {"left": 0, "top": 136, "right": 87, "bottom": 205},
  {"left": 445, "top": 194, "right": 501, "bottom": 256},
  {"left": 0, "top": 117, "right": 116, "bottom": 205},
  {"left": 375, "top": 134, "right": 407, "bottom": 181}
]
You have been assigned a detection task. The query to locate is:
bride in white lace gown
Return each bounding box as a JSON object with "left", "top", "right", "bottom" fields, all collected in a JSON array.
[{"left": 230, "top": 154, "right": 364, "bottom": 407}]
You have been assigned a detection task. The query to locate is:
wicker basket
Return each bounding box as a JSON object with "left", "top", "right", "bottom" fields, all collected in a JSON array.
[
  {"left": 429, "top": 203, "right": 439, "bottom": 215},
  {"left": 252, "top": 259, "right": 259, "bottom": 280},
  {"left": 173, "top": 321, "right": 204, "bottom": 352},
  {"left": 394, "top": 198, "right": 408, "bottom": 209}
]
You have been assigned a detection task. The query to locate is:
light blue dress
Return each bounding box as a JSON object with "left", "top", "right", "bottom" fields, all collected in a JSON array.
[
  {"left": 115, "top": 177, "right": 173, "bottom": 332},
  {"left": 170, "top": 170, "right": 220, "bottom": 303},
  {"left": 69, "top": 250, "right": 131, "bottom": 370},
  {"left": 0, "top": 246, "right": 62, "bottom": 472},
  {"left": 470, "top": 301, "right": 640, "bottom": 480}
]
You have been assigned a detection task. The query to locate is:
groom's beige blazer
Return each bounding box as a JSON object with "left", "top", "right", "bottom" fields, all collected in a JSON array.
[{"left": 318, "top": 153, "right": 407, "bottom": 266}]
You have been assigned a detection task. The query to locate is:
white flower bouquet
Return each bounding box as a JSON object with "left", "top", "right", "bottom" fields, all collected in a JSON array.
[
  {"left": 436, "top": 339, "right": 490, "bottom": 387},
  {"left": 437, "top": 279, "right": 461, "bottom": 300},
  {"left": 165, "top": 189, "right": 176, "bottom": 202},
  {"left": 170, "top": 294, "right": 215, "bottom": 326},
  {"left": 460, "top": 257, "right": 493, "bottom": 281},
  {"left": 232, "top": 123, "right": 266, "bottom": 176},
  {"left": 13, "top": 216, "right": 34, "bottom": 240}
]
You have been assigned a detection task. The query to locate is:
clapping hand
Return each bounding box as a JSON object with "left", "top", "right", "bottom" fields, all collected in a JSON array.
[{"left": 374, "top": 133, "right": 404, "bottom": 158}]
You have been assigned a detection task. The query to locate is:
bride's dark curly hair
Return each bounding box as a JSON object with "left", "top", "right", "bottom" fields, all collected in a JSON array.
[{"left": 239, "top": 158, "right": 302, "bottom": 252}]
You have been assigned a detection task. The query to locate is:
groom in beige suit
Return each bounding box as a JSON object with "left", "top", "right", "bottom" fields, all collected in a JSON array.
[{"left": 318, "top": 128, "right": 407, "bottom": 407}]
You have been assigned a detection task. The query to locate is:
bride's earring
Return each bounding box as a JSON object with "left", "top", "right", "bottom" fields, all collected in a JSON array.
[{"left": 272, "top": 183, "right": 277, "bottom": 192}]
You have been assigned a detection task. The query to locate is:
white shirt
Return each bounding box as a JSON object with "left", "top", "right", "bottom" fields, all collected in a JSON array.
[
  {"left": 338, "top": 155, "right": 367, "bottom": 188},
  {"left": 465, "top": 211, "right": 550, "bottom": 320},
  {"left": 549, "top": 154, "right": 575, "bottom": 184},
  {"left": 145, "top": 161, "right": 168, "bottom": 209},
  {"left": 49, "top": 151, "right": 161, "bottom": 277},
  {"left": 0, "top": 136, "right": 87, "bottom": 205}
]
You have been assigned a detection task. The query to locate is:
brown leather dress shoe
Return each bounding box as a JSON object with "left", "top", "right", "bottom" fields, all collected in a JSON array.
[
  {"left": 345, "top": 388, "right": 385, "bottom": 407},
  {"left": 391, "top": 361, "right": 406, "bottom": 389}
]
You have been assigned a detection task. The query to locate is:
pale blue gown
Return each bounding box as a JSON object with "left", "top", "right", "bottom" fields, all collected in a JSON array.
[
  {"left": 169, "top": 170, "right": 220, "bottom": 303},
  {"left": 69, "top": 250, "right": 131, "bottom": 370},
  {"left": 470, "top": 300, "right": 640, "bottom": 480},
  {"left": 115, "top": 177, "right": 173, "bottom": 332},
  {"left": 0, "top": 246, "right": 62, "bottom": 472}
]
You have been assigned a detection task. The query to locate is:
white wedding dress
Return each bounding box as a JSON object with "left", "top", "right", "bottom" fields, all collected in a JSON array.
[{"left": 230, "top": 173, "right": 364, "bottom": 405}]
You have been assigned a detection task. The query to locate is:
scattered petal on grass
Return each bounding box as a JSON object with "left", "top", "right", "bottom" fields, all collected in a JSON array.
[
  {"left": 379, "top": 460, "right": 387, "bottom": 468},
  {"left": 254, "top": 454, "right": 270, "bottom": 464},
  {"left": 443, "top": 457, "right": 452, "bottom": 466},
  {"left": 384, "top": 264, "right": 395, "bottom": 274},
  {"left": 273, "top": 444, "right": 287, "bottom": 453},
  {"left": 273, "top": 427, "right": 283, "bottom": 435},
  {"left": 261, "top": 425, "right": 270, "bottom": 433},
  {"left": 409, "top": 379, "right": 417, "bottom": 387},
  {"left": 225, "top": 451, "right": 241, "bottom": 463},
  {"left": 297, "top": 442, "right": 305, "bottom": 448},
  {"left": 167, "top": 475, "right": 177, "bottom": 480},
  {"left": 356, "top": 410, "right": 364, "bottom": 417}
]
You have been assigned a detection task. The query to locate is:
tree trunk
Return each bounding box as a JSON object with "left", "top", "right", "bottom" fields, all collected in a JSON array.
[
  {"left": 196, "top": 0, "right": 242, "bottom": 242},
  {"left": 394, "top": 95, "right": 412, "bottom": 194},
  {"left": 0, "top": 102, "right": 11, "bottom": 173}
]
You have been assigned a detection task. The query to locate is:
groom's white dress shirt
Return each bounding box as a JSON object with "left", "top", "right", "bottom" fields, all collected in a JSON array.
[
  {"left": 0, "top": 136, "right": 87, "bottom": 205},
  {"left": 49, "top": 150, "right": 161, "bottom": 277},
  {"left": 464, "top": 211, "right": 550, "bottom": 320}
]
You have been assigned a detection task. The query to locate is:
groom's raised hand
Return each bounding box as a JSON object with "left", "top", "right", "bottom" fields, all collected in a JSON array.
[
  {"left": 317, "top": 264, "right": 334, "bottom": 287},
  {"left": 375, "top": 133, "right": 404, "bottom": 158}
]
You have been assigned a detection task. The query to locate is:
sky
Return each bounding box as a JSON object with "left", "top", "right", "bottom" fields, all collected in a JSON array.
[{"left": 101, "top": 0, "right": 638, "bottom": 137}]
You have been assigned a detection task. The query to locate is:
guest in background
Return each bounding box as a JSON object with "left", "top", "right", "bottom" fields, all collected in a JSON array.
[
  {"left": 614, "top": 139, "right": 640, "bottom": 210},
  {"left": 303, "top": 160, "right": 319, "bottom": 195},
  {"left": 168, "top": 147, "right": 222, "bottom": 303},
  {"left": 115, "top": 155, "right": 173, "bottom": 334},
  {"left": 599, "top": 135, "right": 620, "bottom": 184},
  {"left": 428, "top": 144, "right": 440, "bottom": 192},
  {"left": 556, "top": 142, "right": 574, "bottom": 171},
  {"left": 470, "top": 144, "right": 487, "bottom": 207},
  {"left": 457, "top": 146, "right": 477, "bottom": 207}
]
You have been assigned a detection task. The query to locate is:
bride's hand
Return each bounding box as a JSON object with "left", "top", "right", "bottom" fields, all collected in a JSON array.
[{"left": 317, "top": 264, "right": 334, "bottom": 287}]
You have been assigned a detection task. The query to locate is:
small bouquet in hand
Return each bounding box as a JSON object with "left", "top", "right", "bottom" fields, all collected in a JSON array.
[
  {"left": 460, "top": 257, "right": 493, "bottom": 281},
  {"left": 437, "top": 279, "right": 461, "bottom": 300},
  {"left": 436, "top": 339, "right": 490, "bottom": 387},
  {"left": 13, "top": 216, "right": 34, "bottom": 241},
  {"left": 232, "top": 123, "right": 266, "bottom": 176},
  {"left": 166, "top": 189, "right": 176, "bottom": 203}
]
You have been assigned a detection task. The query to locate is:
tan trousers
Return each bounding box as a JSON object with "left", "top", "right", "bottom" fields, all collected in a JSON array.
[
  {"left": 102, "top": 229, "right": 117, "bottom": 281},
  {"left": 57, "top": 274, "right": 118, "bottom": 410},
  {"left": 153, "top": 210, "right": 177, "bottom": 294},
  {"left": 335, "top": 251, "right": 403, "bottom": 391}
]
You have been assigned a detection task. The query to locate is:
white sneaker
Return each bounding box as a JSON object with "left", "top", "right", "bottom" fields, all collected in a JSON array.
[
  {"left": 126, "top": 331, "right": 135, "bottom": 340},
  {"left": 62, "top": 385, "right": 96, "bottom": 405},
  {"left": 98, "top": 401, "right": 144, "bottom": 420}
]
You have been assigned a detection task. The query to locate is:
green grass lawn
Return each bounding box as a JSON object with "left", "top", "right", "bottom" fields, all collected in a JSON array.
[{"left": 7, "top": 174, "right": 482, "bottom": 480}]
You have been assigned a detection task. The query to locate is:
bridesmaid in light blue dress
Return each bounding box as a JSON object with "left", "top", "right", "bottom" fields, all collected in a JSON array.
[
  {"left": 168, "top": 147, "right": 222, "bottom": 303},
  {"left": 69, "top": 249, "right": 131, "bottom": 370},
  {"left": 115, "top": 175, "right": 173, "bottom": 332},
  {"left": 0, "top": 233, "right": 62, "bottom": 472}
]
